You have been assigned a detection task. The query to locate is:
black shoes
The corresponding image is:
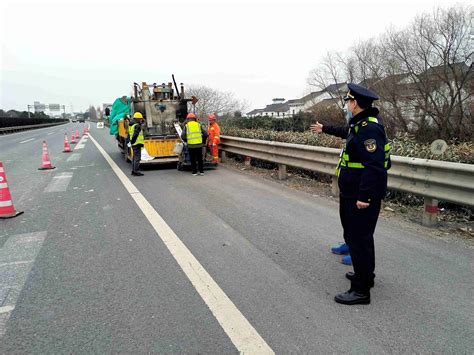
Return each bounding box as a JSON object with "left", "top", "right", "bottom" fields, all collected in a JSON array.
[
  {"left": 334, "top": 290, "right": 370, "bottom": 305},
  {"left": 132, "top": 172, "right": 144, "bottom": 176},
  {"left": 345, "top": 272, "right": 375, "bottom": 288}
]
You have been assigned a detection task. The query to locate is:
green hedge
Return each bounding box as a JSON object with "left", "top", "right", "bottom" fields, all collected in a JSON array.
[
  {"left": 222, "top": 127, "right": 474, "bottom": 164},
  {"left": 0, "top": 117, "right": 67, "bottom": 128}
]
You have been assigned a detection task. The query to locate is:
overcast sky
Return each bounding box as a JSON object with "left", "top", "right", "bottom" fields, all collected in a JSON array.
[{"left": 0, "top": 0, "right": 469, "bottom": 114}]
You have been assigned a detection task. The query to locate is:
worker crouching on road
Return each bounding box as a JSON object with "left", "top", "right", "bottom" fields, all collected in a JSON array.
[
  {"left": 310, "top": 83, "right": 391, "bottom": 305},
  {"left": 181, "top": 113, "right": 208, "bottom": 176},
  {"left": 129, "top": 112, "right": 145, "bottom": 176},
  {"left": 207, "top": 114, "right": 221, "bottom": 164}
]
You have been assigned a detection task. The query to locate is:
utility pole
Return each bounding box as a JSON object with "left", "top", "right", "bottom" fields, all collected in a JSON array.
[{"left": 27, "top": 104, "right": 32, "bottom": 118}]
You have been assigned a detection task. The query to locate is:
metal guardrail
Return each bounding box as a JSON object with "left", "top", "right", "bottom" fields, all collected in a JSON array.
[
  {"left": 220, "top": 135, "right": 474, "bottom": 208},
  {"left": 0, "top": 122, "right": 68, "bottom": 134}
]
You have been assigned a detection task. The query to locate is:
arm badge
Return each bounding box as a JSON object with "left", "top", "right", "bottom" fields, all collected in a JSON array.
[{"left": 364, "top": 139, "right": 377, "bottom": 152}]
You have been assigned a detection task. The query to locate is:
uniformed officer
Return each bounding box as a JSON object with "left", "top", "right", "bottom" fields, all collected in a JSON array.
[{"left": 310, "top": 83, "right": 391, "bottom": 305}]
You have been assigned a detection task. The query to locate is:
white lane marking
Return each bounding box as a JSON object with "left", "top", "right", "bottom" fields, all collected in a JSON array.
[
  {"left": 19, "top": 138, "right": 35, "bottom": 144},
  {"left": 0, "top": 260, "right": 32, "bottom": 267},
  {"left": 47, "top": 131, "right": 55, "bottom": 135},
  {"left": 88, "top": 134, "right": 274, "bottom": 354},
  {"left": 75, "top": 136, "right": 87, "bottom": 150},
  {"left": 44, "top": 172, "right": 73, "bottom": 192},
  {"left": 0, "top": 306, "right": 15, "bottom": 315},
  {"left": 66, "top": 153, "right": 81, "bottom": 162},
  {"left": 0, "top": 232, "right": 46, "bottom": 337}
]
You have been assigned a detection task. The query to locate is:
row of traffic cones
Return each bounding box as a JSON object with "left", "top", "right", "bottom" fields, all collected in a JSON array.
[
  {"left": 1, "top": 125, "right": 90, "bottom": 219},
  {"left": 63, "top": 128, "right": 89, "bottom": 153}
]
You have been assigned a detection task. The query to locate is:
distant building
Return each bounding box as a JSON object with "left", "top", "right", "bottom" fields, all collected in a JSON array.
[{"left": 245, "top": 83, "right": 347, "bottom": 118}]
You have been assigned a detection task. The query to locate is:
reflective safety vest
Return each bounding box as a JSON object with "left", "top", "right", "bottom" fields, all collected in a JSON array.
[
  {"left": 186, "top": 121, "right": 203, "bottom": 145},
  {"left": 335, "top": 117, "right": 391, "bottom": 177},
  {"left": 129, "top": 123, "right": 145, "bottom": 146}
]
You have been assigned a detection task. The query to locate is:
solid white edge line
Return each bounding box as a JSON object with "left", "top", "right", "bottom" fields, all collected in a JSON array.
[{"left": 88, "top": 134, "right": 274, "bottom": 354}]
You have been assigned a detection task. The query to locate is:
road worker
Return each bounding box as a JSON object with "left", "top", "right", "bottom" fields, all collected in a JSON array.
[
  {"left": 207, "top": 114, "right": 221, "bottom": 164},
  {"left": 129, "top": 112, "right": 145, "bottom": 176},
  {"left": 181, "top": 113, "right": 208, "bottom": 176},
  {"left": 310, "top": 83, "right": 391, "bottom": 305}
]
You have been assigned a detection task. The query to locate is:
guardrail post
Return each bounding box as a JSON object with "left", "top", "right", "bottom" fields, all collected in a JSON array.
[
  {"left": 220, "top": 151, "right": 226, "bottom": 163},
  {"left": 278, "top": 164, "right": 287, "bottom": 180},
  {"left": 422, "top": 197, "right": 438, "bottom": 227},
  {"left": 331, "top": 176, "right": 339, "bottom": 196},
  {"left": 244, "top": 156, "right": 251, "bottom": 167}
]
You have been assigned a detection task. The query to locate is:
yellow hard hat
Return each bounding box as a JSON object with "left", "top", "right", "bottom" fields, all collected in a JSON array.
[{"left": 133, "top": 112, "right": 143, "bottom": 119}]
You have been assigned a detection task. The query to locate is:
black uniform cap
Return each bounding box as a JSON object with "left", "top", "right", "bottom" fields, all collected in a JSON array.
[{"left": 343, "top": 83, "right": 379, "bottom": 104}]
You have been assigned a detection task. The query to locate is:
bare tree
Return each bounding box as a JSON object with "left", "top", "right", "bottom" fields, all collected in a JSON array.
[
  {"left": 386, "top": 6, "right": 473, "bottom": 140},
  {"left": 308, "top": 5, "right": 472, "bottom": 140},
  {"left": 186, "top": 85, "right": 247, "bottom": 122},
  {"left": 307, "top": 51, "right": 347, "bottom": 108},
  {"left": 89, "top": 105, "right": 97, "bottom": 121},
  {"left": 350, "top": 37, "right": 414, "bottom": 134}
]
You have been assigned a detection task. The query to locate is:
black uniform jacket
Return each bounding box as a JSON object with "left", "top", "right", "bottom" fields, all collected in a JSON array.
[{"left": 323, "top": 107, "right": 389, "bottom": 202}]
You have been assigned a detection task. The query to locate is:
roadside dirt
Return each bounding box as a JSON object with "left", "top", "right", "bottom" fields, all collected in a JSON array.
[{"left": 221, "top": 157, "right": 474, "bottom": 248}]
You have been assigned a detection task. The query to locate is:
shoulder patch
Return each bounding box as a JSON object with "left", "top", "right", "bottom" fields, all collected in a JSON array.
[{"left": 364, "top": 139, "right": 377, "bottom": 152}]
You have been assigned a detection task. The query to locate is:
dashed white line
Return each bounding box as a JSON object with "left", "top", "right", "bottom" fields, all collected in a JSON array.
[
  {"left": 19, "top": 138, "right": 35, "bottom": 144},
  {"left": 0, "top": 306, "right": 15, "bottom": 315},
  {"left": 0, "top": 231, "right": 46, "bottom": 337},
  {"left": 88, "top": 134, "right": 274, "bottom": 354},
  {"left": 74, "top": 136, "right": 87, "bottom": 150},
  {"left": 67, "top": 153, "right": 81, "bottom": 162},
  {"left": 44, "top": 172, "right": 73, "bottom": 192},
  {"left": 0, "top": 260, "right": 33, "bottom": 268}
]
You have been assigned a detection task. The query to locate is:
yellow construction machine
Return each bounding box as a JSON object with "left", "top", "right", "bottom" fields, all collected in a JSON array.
[{"left": 115, "top": 76, "right": 195, "bottom": 165}]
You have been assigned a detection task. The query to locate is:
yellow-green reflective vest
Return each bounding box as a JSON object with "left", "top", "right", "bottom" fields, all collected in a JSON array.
[
  {"left": 129, "top": 123, "right": 145, "bottom": 146},
  {"left": 186, "top": 121, "right": 203, "bottom": 145},
  {"left": 335, "top": 117, "right": 391, "bottom": 176}
]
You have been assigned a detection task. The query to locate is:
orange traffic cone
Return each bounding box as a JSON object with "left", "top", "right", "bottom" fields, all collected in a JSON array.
[
  {"left": 0, "top": 162, "right": 24, "bottom": 219},
  {"left": 63, "top": 133, "right": 71, "bottom": 153},
  {"left": 38, "top": 141, "right": 55, "bottom": 170},
  {"left": 76, "top": 129, "right": 80, "bottom": 140},
  {"left": 70, "top": 131, "right": 77, "bottom": 144}
]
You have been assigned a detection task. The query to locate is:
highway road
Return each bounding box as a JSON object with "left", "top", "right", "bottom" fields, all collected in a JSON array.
[{"left": 0, "top": 122, "right": 473, "bottom": 353}]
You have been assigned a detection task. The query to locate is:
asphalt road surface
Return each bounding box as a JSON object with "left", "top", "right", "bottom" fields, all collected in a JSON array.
[{"left": 0, "top": 122, "right": 472, "bottom": 353}]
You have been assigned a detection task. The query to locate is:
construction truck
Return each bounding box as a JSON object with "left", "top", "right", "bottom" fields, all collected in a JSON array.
[{"left": 114, "top": 76, "right": 194, "bottom": 165}]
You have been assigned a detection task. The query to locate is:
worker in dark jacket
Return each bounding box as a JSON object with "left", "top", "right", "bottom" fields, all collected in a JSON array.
[
  {"left": 310, "top": 83, "right": 391, "bottom": 305},
  {"left": 181, "top": 113, "right": 208, "bottom": 176},
  {"left": 128, "top": 112, "right": 145, "bottom": 176}
]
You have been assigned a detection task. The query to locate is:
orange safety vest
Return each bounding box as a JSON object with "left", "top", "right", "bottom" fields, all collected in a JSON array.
[{"left": 208, "top": 122, "right": 221, "bottom": 145}]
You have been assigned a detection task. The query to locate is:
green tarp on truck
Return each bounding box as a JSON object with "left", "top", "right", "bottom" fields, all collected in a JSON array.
[{"left": 109, "top": 96, "right": 131, "bottom": 135}]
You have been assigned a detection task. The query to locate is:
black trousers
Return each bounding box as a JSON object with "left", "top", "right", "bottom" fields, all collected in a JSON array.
[
  {"left": 188, "top": 147, "right": 204, "bottom": 174},
  {"left": 132, "top": 145, "right": 142, "bottom": 173},
  {"left": 339, "top": 197, "right": 381, "bottom": 294}
]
